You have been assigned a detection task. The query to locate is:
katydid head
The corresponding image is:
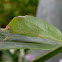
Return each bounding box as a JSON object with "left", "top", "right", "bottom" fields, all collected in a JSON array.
[
  {"left": 5, "top": 25, "right": 10, "bottom": 31},
  {"left": 0, "top": 25, "right": 14, "bottom": 44}
]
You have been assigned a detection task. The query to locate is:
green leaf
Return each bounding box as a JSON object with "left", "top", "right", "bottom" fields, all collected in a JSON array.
[
  {"left": 0, "top": 29, "right": 60, "bottom": 50},
  {"left": 8, "top": 16, "right": 62, "bottom": 43},
  {"left": 33, "top": 46, "right": 62, "bottom": 62}
]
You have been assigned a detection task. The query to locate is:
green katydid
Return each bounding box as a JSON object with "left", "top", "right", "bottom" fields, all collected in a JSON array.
[{"left": 0, "top": 15, "right": 62, "bottom": 44}]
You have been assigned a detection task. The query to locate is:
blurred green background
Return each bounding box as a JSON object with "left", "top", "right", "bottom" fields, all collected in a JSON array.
[{"left": 0, "top": 0, "right": 38, "bottom": 27}]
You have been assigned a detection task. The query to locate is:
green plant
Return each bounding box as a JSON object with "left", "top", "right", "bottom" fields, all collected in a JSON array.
[{"left": 0, "top": 15, "right": 62, "bottom": 62}]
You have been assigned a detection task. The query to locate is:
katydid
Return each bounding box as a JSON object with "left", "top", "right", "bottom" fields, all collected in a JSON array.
[{"left": 0, "top": 15, "right": 62, "bottom": 44}]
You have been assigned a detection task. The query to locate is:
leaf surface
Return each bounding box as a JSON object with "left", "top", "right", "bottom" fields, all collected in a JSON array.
[{"left": 0, "top": 29, "right": 61, "bottom": 50}]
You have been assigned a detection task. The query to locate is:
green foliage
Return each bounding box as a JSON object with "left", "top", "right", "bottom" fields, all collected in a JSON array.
[
  {"left": 0, "top": 15, "right": 62, "bottom": 62},
  {"left": 0, "top": 29, "right": 60, "bottom": 50},
  {"left": 0, "top": 0, "right": 62, "bottom": 61},
  {"left": 0, "top": 0, "right": 38, "bottom": 27},
  {"left": 33, "top": 46, "right": 62, "bottom": 62}
]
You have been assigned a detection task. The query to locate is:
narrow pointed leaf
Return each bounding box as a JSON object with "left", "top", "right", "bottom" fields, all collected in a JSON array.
[{"left": 0, "top": 30, "right": 60, "bottom": 50}]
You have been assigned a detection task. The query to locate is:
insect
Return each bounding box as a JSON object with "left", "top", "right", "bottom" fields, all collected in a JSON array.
[
  {"left": 0, "top": 15, "right": 43, "bottom": 44},
  {"left": 0, "top": 15, "right": 61, "bottom": 44}
]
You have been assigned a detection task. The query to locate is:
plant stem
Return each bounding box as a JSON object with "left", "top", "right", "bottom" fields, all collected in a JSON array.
[{"left": 33, "top": 46, "right": 62, "bottom": 62}]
